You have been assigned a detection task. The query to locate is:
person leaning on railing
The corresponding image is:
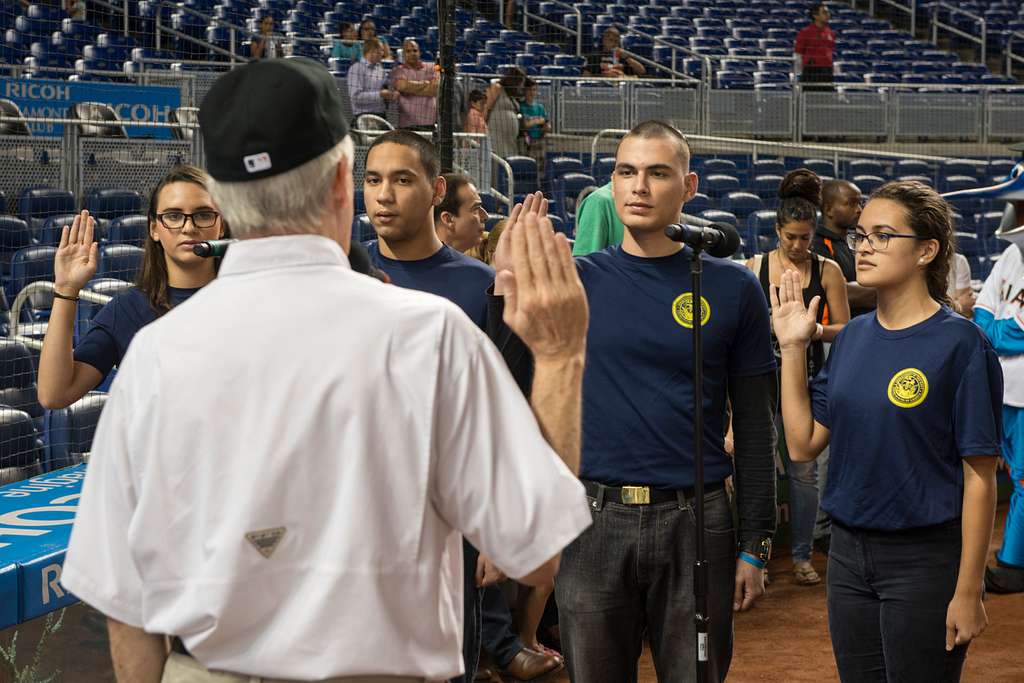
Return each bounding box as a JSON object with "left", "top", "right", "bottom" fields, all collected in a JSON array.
[{"left": 37, "top": 166, "right": 226, "bottom": 410}]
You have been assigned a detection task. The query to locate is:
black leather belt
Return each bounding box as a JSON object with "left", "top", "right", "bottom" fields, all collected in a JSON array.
[{"left": 584, "top": 480, "right": 724, "bottom": 505}]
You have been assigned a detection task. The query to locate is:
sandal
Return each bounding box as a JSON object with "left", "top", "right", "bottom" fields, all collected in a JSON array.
[{"left": 793, "top": 561, "right": 821, "bottom": 586}]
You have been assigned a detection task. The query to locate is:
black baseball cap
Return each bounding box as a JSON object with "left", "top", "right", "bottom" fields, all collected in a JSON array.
[{"left": 199, "top": 57, "right": 349, "bottom": 182}]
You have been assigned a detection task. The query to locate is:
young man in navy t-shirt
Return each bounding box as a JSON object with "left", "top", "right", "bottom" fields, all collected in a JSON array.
[
  {"left": 553, "top": 121, "right": 778, "bottom": 682},
  {"left": 362, "top": 130, "right": 563, "bottom": 682}
]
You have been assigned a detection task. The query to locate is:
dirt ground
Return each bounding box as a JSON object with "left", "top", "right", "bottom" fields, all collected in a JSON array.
[{"left": 3, "top": 505, "right": 1023, "bottom": 682}]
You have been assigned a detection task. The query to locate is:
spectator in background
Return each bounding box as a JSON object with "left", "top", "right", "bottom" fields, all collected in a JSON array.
[
  {"left": 949, "top": 252, "right": 975, "bottom": 318},
  {"left": 435, "top": 173, "right": 489, "bottom": 254},
  {"left": 794, "top": 2, "right": 835, "bottom": 90},
  {"left": 742, "top": 169, "right": 849, "bottom": 588},
  {"left": 464, "top": 89, "right": 489, "bottom": 135},
  {"left": 815, "top": 179, "right": 873, "bottom": 315},
  {"left": 331, "top": 21, "right": 362, "bottom": 62},
  {"left": 358, "top": 19, "right": 392, "bottom": 60},
  {"left": 519, "top": 79, "right": 549, "bottom": 176},
  {"left": 347, "top": 38, "right": 396, "bottom": 126},
  {"left": 391, "top": 39, "right": 438, "bottom": 131},
  {"left": 585, "top": 27, "right": 646, "bottom": 77},
  {"left": 250, "top": 15, "right": 279, "bottom": 60},
  {"left": 486, "top": 67, "right": 526, "bottom": 158}
]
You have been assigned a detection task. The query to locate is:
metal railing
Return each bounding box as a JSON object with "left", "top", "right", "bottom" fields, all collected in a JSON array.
[
  {"left": 521, "top": 0, "right": 582, "bottom": 57},
  {"left": 10, "top": 282, "right": 112, "bottom": 351},
  {"left": 1007, "top": 31, "right": 1024, "bottom": 79},
  {"left": 590, "top": 129, "right": 953, "bottom": 171},
  {"left": 930, "top": 2, "right": 987, "bottom": 65},
  {"left": 491, "top": 154, "right": 514, "bottom": 213},
  {"left": 153, "top": 1, "right": 252, "bottom": 65},
  {"left": 875, "top": 0, "right": 918, "bottom": 36}
]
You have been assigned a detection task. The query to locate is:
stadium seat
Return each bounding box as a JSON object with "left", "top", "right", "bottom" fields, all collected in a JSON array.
[
  {"left": 685, "top": 193, "right": 712, "bottom": 216},
  {"left": 0, "top": 407, "right": 42, "bottom": 469},
  {"left": 977, "top": 211, "right": 1005, "bottom": 237},
  {"left": 18, "top": 188, "right": 75, "bottom": 230},
  {"left": 592, "top": 157, "right": 615, "bottom": 186},
  {"left": 85, "top": 188, "right": 144, "bottom": 219},
  {"left": 37, "top": 214, "right": 79, "bottom": 247},
  {"left": 721, "top": 192, "right": 764, "bottom": 221},
  {"left": 895, "top": 159, "right": 933, "bottom": 179},
  {"left": 941, "top": 159, "right": 981, "bottom": 179},
  {"left": 847, "top": 159, "right": 885, "bottom": 177},
  {"left": 753, "top": 175, "right": 784, "bottom": 206},
  {"left": 506, "top": 155, "right": 540, "bottom": 195},
  {"left": 107, "top": 215, "right": 149, "bottom": 247},
  {"left": 955, "top": 232, "right": 982, "bottom": 258},
  {"left": 8, "top": 245, "right": 56, "bottom": 316},
  {"left": 0, "top": 216, "right": 35, "bottom": 267},
  {"left": 748, "top": 209, "right": 779, "bottom": 254},
  {"left": 943, "top": 175, "right": 979, "bottom": 194},
  {"left": 852, "top": 175, "right": 885, "bottom": 195},
  {"left": 45, "top": 392, "right": 108, "bottom": 470},
  {"left": 98, "top": 244, "right": 144, "bottom": 281},
  {"left": 546, "top": 157, "right": 584, "bottom": 190},
  {"left": 702, "top": 159, "right": 739, "bottom": 175},
  {"left": 752, "top": 159, "right": 786, "bottom": 177},
  {"left": 703, "top": 175, "right": 741, "bottom": 199},
  {"left": 699, "top": 209, "right": 738, "bottom": 227},
  {"left": 553, "top": 172, "right": 596, "bottom": 226},
  {"left": 0, "top": 338, "right": 42, "bottom": 420},
  {"left": 801, "top": 159, "right": 835, "bottom": 177}
]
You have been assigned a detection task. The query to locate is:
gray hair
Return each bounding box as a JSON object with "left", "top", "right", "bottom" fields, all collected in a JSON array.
[{"left": 207, "top": 136, "right": 354, "bottom": 239}]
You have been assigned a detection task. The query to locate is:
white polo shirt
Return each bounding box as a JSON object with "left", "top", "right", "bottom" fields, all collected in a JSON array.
[{"left": 61, "top": 234, "right": 591, "bottom": 681}]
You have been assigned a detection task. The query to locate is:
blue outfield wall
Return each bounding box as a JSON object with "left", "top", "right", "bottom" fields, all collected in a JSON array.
[
  {"left": 0, "top": 78, "right": 181, "bottom": 139},
  {"left": 0, "top": 465, "right": 85, "bottom": 629}
]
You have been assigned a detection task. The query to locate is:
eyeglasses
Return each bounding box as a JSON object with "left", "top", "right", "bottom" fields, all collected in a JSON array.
[
  {"left": 847, "top": 231, "right": 930, "bottom": 251},
  {"left": 156, "top": 210, "right": 220, "bottom": 231}
]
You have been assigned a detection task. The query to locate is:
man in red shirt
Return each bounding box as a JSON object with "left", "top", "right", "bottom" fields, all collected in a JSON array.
[{"left": 795, "top": 3, "right": 835, "bottom": 90}]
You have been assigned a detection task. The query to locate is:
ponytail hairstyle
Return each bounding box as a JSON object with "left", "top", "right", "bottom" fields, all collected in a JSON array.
[
  {"left": 870, "top": 180, "right": 954, "bottom": 306},
  {"left": 776, "top": 168, "right": 822, "bottom": 229}
]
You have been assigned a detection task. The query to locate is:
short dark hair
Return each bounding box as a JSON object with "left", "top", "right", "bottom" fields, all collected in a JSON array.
[
  {"left": 618, "top": 120, "right": 692, "bottom": 169},
  {"left": 367, "top": 129, "right": 440, "bottom": 179},
  {"left": 339, "top": 21, "right": 353, "bottom": 33},
  {"left": 821, "top": 178, "right": 860, "bottom": 210},
  {"left": 809, "top": 2, "right": 826, "bottom": 20},
  {"left": 468, "top": 89, "right": 487, "bottom": 106},
  {"left": 434, "top": 173, "right": 473, "bottom": 221}
]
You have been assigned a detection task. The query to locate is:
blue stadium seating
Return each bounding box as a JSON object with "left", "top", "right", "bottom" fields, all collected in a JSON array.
[
  {"left": 700, "top": 209, "right": 737, "bottom": 227},
  {"left": 45, "top": 392, "right": 107, "bottom": 470},
  {"left": 552, "top": 172, "right": 596, "bottom": 227},
  {"left": 592, "top": 157, "right": 615, "bottom": 186},
  {"left": 721, "top": 192, "right": 764, "bottom": 221},
  {"left": 37, "top": 214, "right": 79, "bottom": 247},
  {"left": 685, "top": 193, "right": 712, "bottom": 216},
  {"left": 84, "top": 188, "right": 143, "bottom": 220},
  {"left": 8, "top": 245, "right": 56, "bottom": 312},
  {"left": 703, "top": 175, "right": 741, "bottom": 199},
  {"left": 18, "top": 188, "right": 75, "bottom": 231},
  {"left": 0, "top": 407, "right": 42, "bottom": 469},
  {"left": 107, "top": 215, "right": 149, "bottom": 247},
  {"left": 97, "top": 244, "right": 144, "bottom": 281},
  {"left": 852, "top": 175, "right": 885, "bottom": 195}
]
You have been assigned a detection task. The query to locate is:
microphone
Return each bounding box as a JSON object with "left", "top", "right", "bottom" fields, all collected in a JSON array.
[
  {"left": 192, "top": 239, "right": 237, "bottom": 258},
  {"left": 664, "top": 222, "right": 741, "bottom": 258}
]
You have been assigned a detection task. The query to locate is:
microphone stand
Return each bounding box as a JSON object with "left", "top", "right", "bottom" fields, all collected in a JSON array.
[{"left": 690, "top": 241, "right": 710, "bottom": 683}]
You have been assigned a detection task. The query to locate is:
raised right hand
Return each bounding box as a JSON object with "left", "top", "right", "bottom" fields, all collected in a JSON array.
[
  {"left": 54, "top": 210, "right": 98, "bottom": 296},
  {"left": 497, "top": 198, "right": 588, "bottom": 362},
  {"left": 770, "top": 269, "right": 819, "bottom": 350}
]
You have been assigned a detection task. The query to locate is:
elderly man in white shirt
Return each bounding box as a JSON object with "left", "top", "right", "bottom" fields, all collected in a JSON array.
[{"left": 60, "top": 57, "right": 592, "bottom": 683}]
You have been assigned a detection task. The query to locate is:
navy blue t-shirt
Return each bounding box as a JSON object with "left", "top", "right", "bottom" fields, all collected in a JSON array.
[
  {"left": 576, "top": 246, "right": 776, "bottom": 489},
  {"left": 365, "top": 241, "right": 494, "bottom": 329},
  {"left": 811, "top": 306, "right": 1003, "bottom": 531},
  {"left": 73, "top": 286, "right": 199, "bottom": 377}
]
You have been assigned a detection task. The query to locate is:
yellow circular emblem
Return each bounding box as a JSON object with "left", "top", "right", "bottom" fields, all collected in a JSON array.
[
  {"left": 887, "top": 368, "right": 929, "bottom": 409},
  {"left": 672, "top": 293, "right": 711, "bottom": 329}
]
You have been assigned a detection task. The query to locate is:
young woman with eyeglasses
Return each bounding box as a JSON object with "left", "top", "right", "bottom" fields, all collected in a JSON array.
[
  {"left": 38, "top": 165, "right": 226, "bottom": 409},
  {"left": 772, "top": 180, "right": 1001, "bottom": 682}
]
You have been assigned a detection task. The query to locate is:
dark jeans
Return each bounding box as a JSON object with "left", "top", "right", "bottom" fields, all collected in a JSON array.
[
  {"left": 555, "top": 486, "right": 736, "bottom": 683},
  {"left": 451, "top": 539, "right": 482, "bottom": 683},
  {"left": 828, "top": 520, "right": 968, "bottom": 682},
  {"left": 481, "top": 584, "right": 525, "bottom": 668},
  {"left": 801, "top": 65, "right": 835, "bottom": 92}
]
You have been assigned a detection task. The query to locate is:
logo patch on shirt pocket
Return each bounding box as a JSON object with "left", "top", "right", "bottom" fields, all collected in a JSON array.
[
  {"left": 887, "top": 368, "right": 929, "bottom": 409},
  {"left": 672, "top": 293, "right": 711, "bottom": 329}
]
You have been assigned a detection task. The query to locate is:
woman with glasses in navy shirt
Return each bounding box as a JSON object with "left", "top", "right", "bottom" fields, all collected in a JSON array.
[
  {"left": 772, "top": 180, "right": 1001, "bottom": 682},
  {"left": 38, "top": 166, "right": 226, "bottom": 410}
]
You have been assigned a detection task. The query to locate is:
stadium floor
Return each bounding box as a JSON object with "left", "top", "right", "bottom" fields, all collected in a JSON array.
[{"left": 2, "top": 504, "right": 1022, "bottom": 682}]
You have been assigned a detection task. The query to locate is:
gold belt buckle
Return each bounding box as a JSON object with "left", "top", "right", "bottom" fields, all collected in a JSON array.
[{"left": 621, "top": 486, "right": 650, "bottom": 505}]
